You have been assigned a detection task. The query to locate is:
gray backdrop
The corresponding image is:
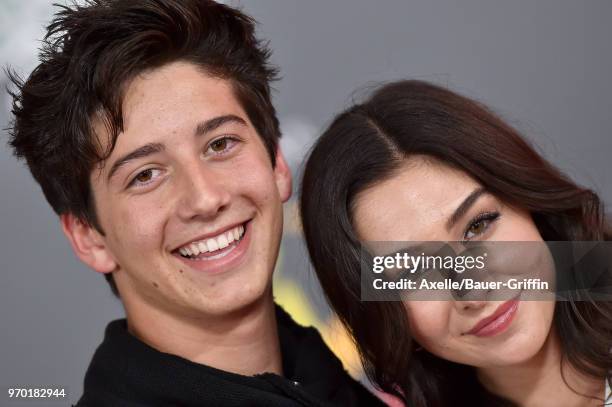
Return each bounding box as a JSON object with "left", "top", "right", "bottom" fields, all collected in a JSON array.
[{"left": 1, "top": 0, "right": 611, "bottom": 405}]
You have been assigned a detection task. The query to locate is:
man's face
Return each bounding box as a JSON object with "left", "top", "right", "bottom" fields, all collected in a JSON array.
[{"left": 87, "top": 61, "right": 291, "bottom": 318}]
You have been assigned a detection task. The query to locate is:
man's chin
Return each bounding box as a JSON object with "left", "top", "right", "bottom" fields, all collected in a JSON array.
[{"left": 182, "top": 280, "right": 274, "bottom": 320}]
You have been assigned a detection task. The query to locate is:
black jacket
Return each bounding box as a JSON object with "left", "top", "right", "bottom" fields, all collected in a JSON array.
[{"left": 76, "top": 305, "right": 384, "bottom": 406}]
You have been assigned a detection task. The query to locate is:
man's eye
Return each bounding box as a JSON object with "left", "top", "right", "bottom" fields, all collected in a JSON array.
[
  {"left": 129, "top": 168, "right": 161, "bottom": 187},
  {"left": 135, "top": 170, "right": 153, "bottom": 182},
  {"left": 207, "top": 136, "right": 239, "bottom": 155},
  {"left": 463, "top": 211, "right": 500, "bottom": 240},
  {"left": 210, "top": 138, "right": 228, "bottom": 152}
]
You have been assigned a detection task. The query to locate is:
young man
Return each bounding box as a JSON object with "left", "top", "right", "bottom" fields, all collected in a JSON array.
[{"left": 7, "top": 1, "right": 383, "bottom": 405}]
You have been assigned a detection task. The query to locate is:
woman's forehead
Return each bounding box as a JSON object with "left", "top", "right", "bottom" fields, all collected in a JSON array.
[{"left": 352, "top": 157, "right": 483, "bottom": 241}]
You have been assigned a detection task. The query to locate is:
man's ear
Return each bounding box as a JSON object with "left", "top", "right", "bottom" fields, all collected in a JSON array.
[
  {"left": 60, "top": 213, "right": 117, "bottom": 274},
  {"left": 274, "top": 147, "right": 292, "bottom": 203}
]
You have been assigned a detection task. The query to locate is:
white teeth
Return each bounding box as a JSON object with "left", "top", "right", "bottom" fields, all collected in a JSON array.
[
  {"left": 206, "top": 238, "right": 219, "bottom": 252},
  {"left": 178, "top": 223, "right": 246, "bottom": 257},
  {"left": 198, "top": 241, "right": 208, "bottom": 253},
  {"left": 218, "top": 234, "right": 229, "bottom": 249}
]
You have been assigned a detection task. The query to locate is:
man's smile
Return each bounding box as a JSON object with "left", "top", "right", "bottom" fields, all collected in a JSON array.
[
  {"left": 171, "top": 220, "right": 253, "bottom": 274},
  {"left": 176, "top": 222, "right": 248, "bottom": 258}
]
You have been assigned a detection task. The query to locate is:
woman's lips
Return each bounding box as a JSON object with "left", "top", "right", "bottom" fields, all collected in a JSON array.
[{"left": 466, "top": 298, "right": 520, "bottom": 337}]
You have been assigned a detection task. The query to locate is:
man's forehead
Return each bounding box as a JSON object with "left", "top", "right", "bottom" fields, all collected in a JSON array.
[
  {"left": 122, "top": 62, "right": 234, "bottom": 113},
  {"left": 88, "top": 62, "right": 251, "bottom": 171}
]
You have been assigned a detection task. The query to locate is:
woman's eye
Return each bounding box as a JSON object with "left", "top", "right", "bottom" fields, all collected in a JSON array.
[
  {"left": 463, "top": 212, "right": 500, "bottom": 240},
  {"left": 467, "top": 220, "right": 487, "bottom": 236},
  {"left": 129, "top": 168, "right": 161, "bottom": 187},
  {"left": 207, "top": 136, "right": 239, "bottom": 155}
]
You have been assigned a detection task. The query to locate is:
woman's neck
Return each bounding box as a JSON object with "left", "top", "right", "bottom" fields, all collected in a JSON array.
[{"left": 476, "top": 331, "right": 604, "bottom": 407}]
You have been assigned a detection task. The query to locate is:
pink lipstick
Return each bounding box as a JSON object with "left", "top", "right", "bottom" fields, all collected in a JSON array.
[{"left": 466, "top": 298, "right": 519, "bottom": 337}]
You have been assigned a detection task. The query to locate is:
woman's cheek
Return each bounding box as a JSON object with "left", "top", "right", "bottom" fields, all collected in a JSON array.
[{"left": 404, "top": 300, "right": 451, "bottom": 348}]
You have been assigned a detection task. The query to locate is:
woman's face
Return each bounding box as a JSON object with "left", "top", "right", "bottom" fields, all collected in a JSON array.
[{"left": 352, "top": 156, "right": 555, "bottom": 368}]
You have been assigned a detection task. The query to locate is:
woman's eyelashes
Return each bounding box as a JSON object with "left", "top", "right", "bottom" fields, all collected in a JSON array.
[{"left": 462, "top": 211, "right": 500, "bottom": 241}]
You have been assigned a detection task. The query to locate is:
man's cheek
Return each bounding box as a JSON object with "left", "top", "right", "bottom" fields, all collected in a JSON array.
[{"left": 110, "top": 213, "right": 162, "bottom": 257}]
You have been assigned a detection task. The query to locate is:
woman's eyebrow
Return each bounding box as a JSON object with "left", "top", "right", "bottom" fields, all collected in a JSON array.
[{"left": 445, "top": 187, "right": 487, "bottom": 231}]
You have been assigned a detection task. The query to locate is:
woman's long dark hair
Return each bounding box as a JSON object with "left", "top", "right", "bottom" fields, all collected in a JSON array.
[{"left": 299, "top": 80, "right": 612, "bottom": 406}]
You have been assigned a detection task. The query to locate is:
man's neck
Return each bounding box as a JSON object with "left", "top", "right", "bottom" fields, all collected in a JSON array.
[
  {"left": 477, "top": 331, "right": 604, "bottom": 407},
  {"left": 123, "top": 291, "right": 283, "bottom": 377}
]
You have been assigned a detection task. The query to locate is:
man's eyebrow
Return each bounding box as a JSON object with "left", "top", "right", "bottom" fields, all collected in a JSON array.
[
  {"left": 445, "top": 187, "right": 487, "bottom": 231},
  {"left": 107, "top": 142, "right": 165, "bottom": 182},
  {"left": 195, "top": 114, "right": 247, "bottom": 136},
  {"left": 105, "top": 115, "right": 246, "bottom": 183}
]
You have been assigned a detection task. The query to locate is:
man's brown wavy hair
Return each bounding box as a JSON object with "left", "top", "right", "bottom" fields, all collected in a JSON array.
[{"left": 7, "top": 0, "right": 281, "bottom": 296}]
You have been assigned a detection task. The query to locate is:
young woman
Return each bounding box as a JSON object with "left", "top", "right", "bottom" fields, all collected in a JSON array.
[{"left": 300, "top": 80, "right": 612, "bottom": 406}]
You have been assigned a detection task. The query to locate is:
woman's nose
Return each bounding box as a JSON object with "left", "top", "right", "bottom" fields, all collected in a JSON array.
[{"left": 455, "top": 299, "right": 487, "bottom": 312}]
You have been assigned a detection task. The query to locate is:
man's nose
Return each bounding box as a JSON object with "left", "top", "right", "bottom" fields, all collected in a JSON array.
[{"left": 176, "top": 165, "right": 231, "bottom": 221}]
